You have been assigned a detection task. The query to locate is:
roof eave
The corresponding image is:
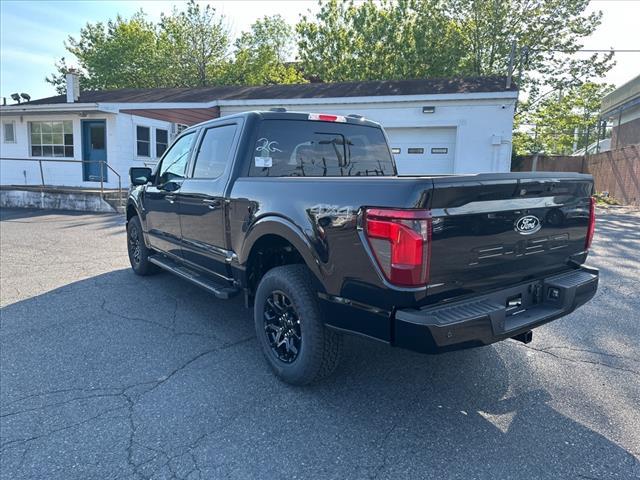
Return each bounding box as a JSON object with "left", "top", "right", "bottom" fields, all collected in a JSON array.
[
  {"left": 600, "top": 95, "right": 640, "bottom": 118},
  {"left": 217, "top": 90, "right": 519, "bottom": 107},
  {"left": 0, "top": 103, "right": 111, "bottom": 115}
]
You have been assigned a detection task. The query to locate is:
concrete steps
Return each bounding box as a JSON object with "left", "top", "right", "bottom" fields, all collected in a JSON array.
[{"left": 102, "top": 191, "right": 126, "bottom": 213}]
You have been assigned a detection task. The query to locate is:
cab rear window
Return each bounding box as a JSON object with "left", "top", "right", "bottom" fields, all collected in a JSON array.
[{"left": 248, "top": 120, "right": 395, "bottom": 177}]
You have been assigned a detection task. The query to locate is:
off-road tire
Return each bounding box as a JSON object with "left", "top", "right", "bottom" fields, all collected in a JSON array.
[
  {"left": 127, "top": 215, "right": 160, "bottom": 276},
  {"left": 254, "top": 264, "right": 342, "bottom": 385}
]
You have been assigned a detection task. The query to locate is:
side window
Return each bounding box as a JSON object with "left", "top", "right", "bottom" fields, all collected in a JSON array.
[
  {"left": 192, "top": 124, "right": 238, "bottom": 179},
  {"left": 3, "top": 121, "right": 16, "bottom": 143},
  {"left": 156, "top": 132, "right": 195, "bottom": 185},
  {"left": 155, "top": 128, "right": 168, "bottom": 158},
  {"left": 136, "top": 126, "right": 150, "bottom": 157}
]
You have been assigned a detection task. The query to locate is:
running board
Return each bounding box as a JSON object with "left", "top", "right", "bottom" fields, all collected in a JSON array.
[{"left": 149, "top": 255, "right": 240, "bottom": 300}]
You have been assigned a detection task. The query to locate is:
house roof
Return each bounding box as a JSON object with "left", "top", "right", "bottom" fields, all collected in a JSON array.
[
  {"left": 22, "top": 76, "right": 516, "bottom": 106},
  {"left": 601, "top": 74, "right": 640, "bottom": 117}
]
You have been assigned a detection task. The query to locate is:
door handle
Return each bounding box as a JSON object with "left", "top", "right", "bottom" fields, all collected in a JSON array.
[
  {"left": 202, "top": 199, "right": 221, "bottom": 210},
  {"left": 165, "top": 194, "right": 177, "bottom": 204}
]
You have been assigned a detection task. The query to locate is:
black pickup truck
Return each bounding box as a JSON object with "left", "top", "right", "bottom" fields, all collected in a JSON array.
[{"left": 126, "top": 111, "right": 598, "bottom": 384}]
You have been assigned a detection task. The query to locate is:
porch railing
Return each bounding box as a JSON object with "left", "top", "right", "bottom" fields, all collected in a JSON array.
[{"left": 0, "top": 157, "right": 124, "bottom": 208}]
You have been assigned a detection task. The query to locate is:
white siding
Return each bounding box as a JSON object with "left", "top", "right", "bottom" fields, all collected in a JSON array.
[
  {"left": 115, "top": 113, "right": 174, "bottom": 170},
  {"left": 0, "top": 112, "right": 173, "bottom": 188}
]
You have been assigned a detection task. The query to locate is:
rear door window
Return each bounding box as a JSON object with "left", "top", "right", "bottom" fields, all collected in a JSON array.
[
  {"left": 192, "top": 124, "right": 238, "bottom": 179},
  {"left": 248, "top": 120, "right": 395, "bottom": 177}
]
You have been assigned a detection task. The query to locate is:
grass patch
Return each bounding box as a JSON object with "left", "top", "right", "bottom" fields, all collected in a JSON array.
[{"left": 594, "top": 192, "right": 621, "bottom": 206}]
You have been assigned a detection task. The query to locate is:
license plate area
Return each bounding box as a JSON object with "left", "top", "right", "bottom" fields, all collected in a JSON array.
[
  {"left": 503, "top": 281, "right": 543, "bottom": 319},
  {"left": 506, "top": 294, "right": 523, "bottom": 314}
]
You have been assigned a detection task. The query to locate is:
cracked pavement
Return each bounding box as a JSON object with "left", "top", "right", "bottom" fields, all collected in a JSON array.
[{"left": 1, "top": 207, "right": 639, "bottom": 479}]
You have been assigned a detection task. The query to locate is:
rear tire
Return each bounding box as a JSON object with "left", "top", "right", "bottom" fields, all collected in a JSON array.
[
  {"left": 127, "top": 215, "right": 159, "bottom": 276},
  {"left": 254, "top": 264, "right": 342, "bottom": 385}
]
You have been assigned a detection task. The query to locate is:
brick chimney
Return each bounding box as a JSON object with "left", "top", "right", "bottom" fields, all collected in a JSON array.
[{"left": 65, "top": 70, "right": 80, "bottom": 103}]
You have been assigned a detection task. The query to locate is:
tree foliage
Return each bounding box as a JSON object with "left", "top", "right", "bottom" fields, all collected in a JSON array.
[
  {"left": 449, "top": 0, "right": 614, "bottom": 101},
  {"left": 297, "top": 0, "right": 614, "bottom": 104},
  {"left": 159, "top": 1, "right": 229, "bottom": 87},
  {"left": 220, "top": 15, "right": 306, "bottom": 85},
  {"left": 46, "top": 2, "right": 302, "bottom": 93},
  {"left": 296, "top": 0, "right": 466, "bottom": 82},
  {"left": 47, "top": 12, "right": 165, "bottom": 92},
  {"left": 513, "top": 82, "right": 615, "bottom": 155}
]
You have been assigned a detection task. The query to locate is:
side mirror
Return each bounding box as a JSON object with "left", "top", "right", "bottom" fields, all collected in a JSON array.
[{"left": 130, "top": 167, "right": 152, "bottom": 186}]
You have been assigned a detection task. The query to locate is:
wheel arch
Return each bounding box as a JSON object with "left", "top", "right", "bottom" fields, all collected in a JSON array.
[
  {"left": 240, "top": 216, "right": 325, "bottom": 296},
  {"left": 126, "top": 202, "right": 139, "bottom": 222},
  {"left": 125, "top": 200, "right": 152, "bottom": 249}
]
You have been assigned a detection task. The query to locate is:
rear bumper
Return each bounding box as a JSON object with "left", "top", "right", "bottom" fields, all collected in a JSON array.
[{"left": 393, "top": 266, "right": 599, "bottom": 354}]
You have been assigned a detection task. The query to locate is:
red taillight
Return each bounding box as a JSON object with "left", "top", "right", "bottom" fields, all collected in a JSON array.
[
  {"left": 585, "top": 196, "right": 596, "bottom": 250},
  {"left": 364, "top": 208, "right": 432, "bottom": 286},
  {"left": 308, "top": 113, "right": 347, "bottom": 123}
]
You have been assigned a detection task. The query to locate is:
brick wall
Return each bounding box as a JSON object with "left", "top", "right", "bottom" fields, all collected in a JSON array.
[
  {"left": 611, "top": 117, "right": 640, "bottom": 149},
  {"left": 511, "top": 155, "right": 585, "bottom": 173},
  {"left": 512, "top": 144, "right": 640, "bottom": 206}
]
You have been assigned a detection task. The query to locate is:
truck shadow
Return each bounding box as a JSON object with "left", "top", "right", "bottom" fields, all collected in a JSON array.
[{"left": 1, "top": 268, "right": 638, "bottom": 479}]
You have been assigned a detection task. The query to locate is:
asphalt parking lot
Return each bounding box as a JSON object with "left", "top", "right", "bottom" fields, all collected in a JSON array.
[{"left": 1, "top": 207, "right": 639, "bottom": 480}]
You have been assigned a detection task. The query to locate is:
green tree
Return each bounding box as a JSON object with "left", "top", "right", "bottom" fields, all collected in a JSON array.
[
  {"left": 222, "top": 15, "right": 306, "bottom": 85},
  {"left": 513, "top": 82, "right": 614, "bottom": 155},
  {"left": 296, "top": 0, "right": 466, "bottom": 82},
  {"left": 47, "top": 12, "right": 165, "bottom": 92},
  {"left": 297, "top": 0, "right": 614, "bottom": 101},
  {"left": 450, "top": 0, "right": 614, "bottom": 104},
  {"left": 47, "top": 1, "right": 230, "bottom": 92},
  {"left": 159, "top": 1, "right": 230, "bottom": 87}
]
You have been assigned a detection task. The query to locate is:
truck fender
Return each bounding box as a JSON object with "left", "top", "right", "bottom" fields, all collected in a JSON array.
[
  {"left": 238, "top": 215, "right": 324, "bottom": 283},
  {"left": 126, "top": 198, "right": 152, "bottom": 249}
]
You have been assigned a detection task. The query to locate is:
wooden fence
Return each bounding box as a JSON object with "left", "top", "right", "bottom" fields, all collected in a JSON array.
[{"left": 512, "top": 144, "right": 640, "bottom": 206}]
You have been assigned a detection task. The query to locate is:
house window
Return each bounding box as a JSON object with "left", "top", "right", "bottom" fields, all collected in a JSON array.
[
  {"left": 29, "top": 120, "right": 74, "bottom": 157},
  {"left": 136, "top": 126, "right": 150, "bottom": 157},
  {"left": 407, "top": 147, "right": 424, "bottom": 154},
  {"left": 391, "top": 147, "right": 401, "bottom": 154},
  {"left": 176, "top": 124, "right": 188, "bottom": 134},
  {"left": 156, "top": 128, "right": 168, "bottom": 158},
  {"left": 431, "top": 147, "right": 448, "bottom": 154},
  {"left": 3, "top": 121, "right": 16, "bottom": 143}
]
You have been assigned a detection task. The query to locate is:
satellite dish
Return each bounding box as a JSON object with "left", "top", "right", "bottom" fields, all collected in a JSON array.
[
  {"left": 10, "top": 93, "right": 21, "bottom": 104},
  {"left": 20, "top": 93, "right": 31, "bottom": 102}
]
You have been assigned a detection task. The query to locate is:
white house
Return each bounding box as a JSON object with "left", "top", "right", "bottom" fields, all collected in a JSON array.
[{"left": 0, "top": 75, "right": 518, "bottom": 188}]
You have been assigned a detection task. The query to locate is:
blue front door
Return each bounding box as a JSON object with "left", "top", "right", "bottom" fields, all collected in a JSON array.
[{"left": 82, "top": 120, "right": 107, "bottom": 182}]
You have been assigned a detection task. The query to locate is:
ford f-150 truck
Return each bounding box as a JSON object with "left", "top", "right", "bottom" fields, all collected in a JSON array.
[{"left": 126, "top": 111, "right": 598, "bottom": 385}]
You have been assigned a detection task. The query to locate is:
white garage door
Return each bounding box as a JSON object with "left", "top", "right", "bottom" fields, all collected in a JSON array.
[{"left": 386, "top": 127, "right": 456, "bottom": 175}]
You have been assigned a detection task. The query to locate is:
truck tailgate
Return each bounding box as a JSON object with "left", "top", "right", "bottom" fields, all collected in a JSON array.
[{"left": 427, "top": 173, "right": 594, "bottom": 303}]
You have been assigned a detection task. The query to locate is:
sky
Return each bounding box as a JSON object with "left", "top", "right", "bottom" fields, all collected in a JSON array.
[{"left": 1, "top": 0, "right": 639, "bottom": 101}]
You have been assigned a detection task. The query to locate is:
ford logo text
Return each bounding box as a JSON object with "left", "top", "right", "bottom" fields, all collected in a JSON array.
[{"left": 515, "top": 215, "right": 541, "bottom": 235}]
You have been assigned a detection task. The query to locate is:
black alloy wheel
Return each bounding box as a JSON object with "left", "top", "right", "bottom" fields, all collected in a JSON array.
[
  {"left": 253, "top": 264, "right": 343, "bottom": 385},
  {"left": 263, "top": 291, "right": 302, "bottom": 363},
  {"left": 126, "top": 215, "right": 159, "bottom": 276},
  {"left": 128, "top": 222, "right": 142, "bottom": 266}
]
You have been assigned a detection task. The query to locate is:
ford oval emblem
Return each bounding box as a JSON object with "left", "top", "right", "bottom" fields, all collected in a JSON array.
[{"left": 515, "top": 215, "right": 541, "bottom": 235}]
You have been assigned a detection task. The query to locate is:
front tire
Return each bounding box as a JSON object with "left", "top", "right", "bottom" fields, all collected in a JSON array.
[
  {"left": 127, "top": 215, "right": 159, "bottom": 276},
  {"left": 254, "top": 265, "right": 342, "bottom": 385}
]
